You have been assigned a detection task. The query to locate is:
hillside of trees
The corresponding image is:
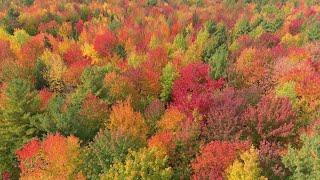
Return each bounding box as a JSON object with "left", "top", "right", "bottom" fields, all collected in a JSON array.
[{"left": 0, "top": 0, "right": 319, "bottom": 179}]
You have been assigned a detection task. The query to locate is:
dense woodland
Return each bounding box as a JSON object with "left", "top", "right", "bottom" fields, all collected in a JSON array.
[{"left": 0, "top": 0, "right": 319, "bottom": 179}]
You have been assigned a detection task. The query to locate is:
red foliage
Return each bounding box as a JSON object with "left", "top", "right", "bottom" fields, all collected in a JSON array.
[
  {"left": 257, "top": 32, "right": 280, "bottom": 48},
  {"left": 259, "top": 140, "right": 287, "bottom": 178},
  {"left": 171, "top": 63, "right": 224, "bottom": 118},
  {"left": 93, "top": 30, "right": 118, "bottom": 57},
  {"left": 63, "top": 44, "right": 85, "bottom": 66},
  {"left": 192, "top": 140, "right": 250, "bottom": 180},
  {"left": 20, "top": 34, "right": 45, "bottom": 66},
  {"left": 202, "top": 88, "right": 247, "bottom": 141},
  {"left": 63, "top": 59, "right": 90, "bottom": 85},
  {"left": 38, "top": 20, "right": 59, "bottom": 34},
  {"left": 144, "top": 98, "right": 165, "bottom": 121},
  {"left": 76, "top": 20, "right": 84, "bottom": 34},
  {"left": 139, "top": 47, "right": 168, "bottom": 96},
  {"left": 242, "top": 96, "right": 297, "bottom": 146},
  {"left": 1, "top": 171, "right": 10, "bottom": 180},
  {"left": 16, "top": 139, "right": 42, "bottom": 173},
  {"left": 16, "top": 134, "right": 82, "bottom": 179},
  {"left": 80, "top": 93, "right": 109, "bottom": 122},
  {"left": 0, "top": 40, "right": 13, "bottom": 60},
  {"left": 38, "top": 88, "right": 53, "bottom": 109},
  {"left": 289, "top": 19, "right": 303, "bottom": 35}
]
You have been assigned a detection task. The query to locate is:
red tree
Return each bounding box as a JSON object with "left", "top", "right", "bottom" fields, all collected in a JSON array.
[
  {"left": 192, "top": 140, "right": 250, "bottom": 180},
  {"left": 171, "top": 63, "right": 224, "bottom": 118},
  {"left": 242, "top": 96, "right": 297, "bottom": 146},
  {"left": 202, "top": 88, "right": 247, "bottom": 141},
  {"left": 93, "top": 30, "right": 118, "bottom": 57}
]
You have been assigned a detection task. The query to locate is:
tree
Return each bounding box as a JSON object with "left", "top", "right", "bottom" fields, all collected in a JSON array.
[
  {"left": 93, "top": 30, "right": 118, "bottom": 57},
  {"left": 226, "top": 147, "right": 266, "bottom": 180},
  {"left": 160, "top": 62, "right": 178, "bottom": 102},
  {"left": 0, "top": 78, "right": 41, "bottom": 178},
  {"left": 108, "top": 99, "right": 148, "bottom": 145},
  {"left": 235, "top": 47, "right": 267, "bottom": 86},
  {"left": 192, "top": 140, "right": 250, "bottom": 179},
  {"left": 35, "top": 89, "right": 108, "bottom": 142},
  {"left": 81, "top": 129, "right": 143, "bottom": 180},
  {"left": 282, "top": 134, "right": 320, "bottom": 179},
  {"left": 148, "top": 131, "right": 175, "bottom": 155},
  {"left": 202, "top": 88, "right": 247, "bottom": 141},
  {"left": 242, "top": 96, "right": 297, "bottom": 146},
  {"left": 102, "top": 148, "right": 173, "bottom": 180},
  {"left": 208, "top": 45, "right": 228, "bottom": 80},
  {"left": 171, "top": 63, "right": 224, "bottom": 118},
  {"left": 16, "top": 134, "right": 84, "bottom": 180},
  {"left": 157, "top": 106, "right": 186, "bottom": 133}
]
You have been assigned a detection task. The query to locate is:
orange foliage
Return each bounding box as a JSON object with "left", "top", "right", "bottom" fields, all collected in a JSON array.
[
  {"left": 63, "top": 59, "right": 90, "bottom": 86},
  {"left": 108, "top": 99, "right": 148, "bottom": 142},
  {"left": 16, "top": 134, "right": 84, "bottom": 180},
  {"left": 235, "top": 47, "right": 267, "bottom": 85},
  {"left": 20, "top": 34, "right": 45, "bottom": 67},
  {"left": 157, "top": 106, "right": 186, "bottom": 132},
  {"left": 148, "top": 131, "right": 175, "bottom": 155}
]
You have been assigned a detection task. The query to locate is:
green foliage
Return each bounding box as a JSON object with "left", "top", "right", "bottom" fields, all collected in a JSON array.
[
  {"left": 115, "top": 44, "right": 127, "bottom": 59},
  {"left": 1, "top": 8, "right": 22, "bottom": 34},
  {"left": 262, "top": 18, "right": 283, "bottom": 33},
  {"left": 34, "top": 59, "right": 49, "bottom": 90},
  {"left": 34, "top": 89, "right": 105, "bottom": 142},
  {"left": 148, "top": 0, "right": 157, "bottom": 6},
  {"left": 80, "top": 65, "right": 113, "bottom": 101},
  {"left": 202, "top": 23, "right": 228, "bottom": 62},
  {"left": 282, "top": 134, "right": 320, "bottom": 179},
  {"left": 160, "top": 62, "right": 177, "bottom": 102},
  {"left": 102, "top": 147, "right": 173, "bottom": 180},
  {"left": 81, "top": 129, "right": 144, "bottom": 180},
  {"left": 208, "top": 45, "right": 228, "bottom": 80},
  {"left": 205, "top": 20, "right": 217, "bottom": 35},
  {"left": 0, "top": 78, "right": 41, "bottom": 177},
  {"left": 306, "top": 21, "right": 320, "bottom": 41},
  {"left": 21, "top": 0, "right": 34, "bottom": 6},
  {"left": 275, "top": 81, "right": 297, "bottom": 104},
  {"left": 173, "top": 33, "right": 187, "bottom": 51},
  {"left": 12, "top": 29, "right": 30, "bottom": 45},
  {"left": 233, "top": 18, "right": 251, "bottom": 39}
]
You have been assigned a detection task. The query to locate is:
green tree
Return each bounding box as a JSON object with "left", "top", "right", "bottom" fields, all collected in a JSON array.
[
  {"left": 0, "top": 78, "right": 41, "bottom": 177},
  {"left": 282, "top": 134, "right": 320, "bottom": 179},
  {"left": 160, "top": 63, "right": 177, "bottom": 102},
  {"left": 81, "top": 129, "right": 143, "bottom": 180},
  {"left": 208, "top": 45, "right": 228, "bottom": 80}
]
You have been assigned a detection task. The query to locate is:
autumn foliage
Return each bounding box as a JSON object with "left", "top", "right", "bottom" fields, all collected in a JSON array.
[
  {"left": 0, "top": 0, "right": 319, "bottom": 179},
  {"left": 16, "top": 134, "right": 84, "bottom": 180}
]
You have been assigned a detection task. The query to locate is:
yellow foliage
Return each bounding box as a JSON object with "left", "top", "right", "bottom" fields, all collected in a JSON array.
[
  {"left": 226, "top": 147, "right": 267, "bottom": 180},
  {"left": 127, "top": 51, "right": 146, "bottom": 68},
  {"left": 81, "top": 43, "right": 100, "bottom": 65},
  {"left": 58, "top": 22, "right": 73, "bottom": 38},
  {"left": 0, "top": 27, "right": 11, "bottom": 41},
  {"left": 41, "top": 50, "right": 66, "bottom": 91},
  {"left": 58, "top": 40, "right": 74, "bottom": 55},
  {"left": 281, "top": 33, "right": 306, "bottom": 47},
  {"left": 183, "top": 28, "right": 209, "bottom": 65}
]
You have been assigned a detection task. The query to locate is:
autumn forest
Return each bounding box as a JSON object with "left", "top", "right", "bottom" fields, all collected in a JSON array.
[{"left": 0, "top": 0, "right": 319, "bottom": 179}]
